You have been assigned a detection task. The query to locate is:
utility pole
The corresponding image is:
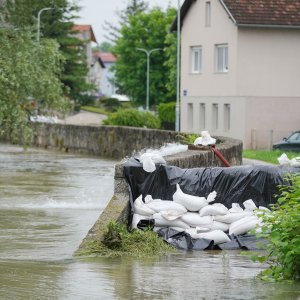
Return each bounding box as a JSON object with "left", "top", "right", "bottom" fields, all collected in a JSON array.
[{"left": 136, "top": 47, "right": 162, "bottom": 111}]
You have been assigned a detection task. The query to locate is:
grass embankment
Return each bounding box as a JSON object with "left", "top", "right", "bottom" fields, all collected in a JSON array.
[
  {"left": 76, "top": 221, "right": 175, "bottom": 258},
  {"left": 243, "top": 149, "right": 299, "bottom": 164},
  {"left": 80, "top": 106, "right": 108, "bottom": 115}
]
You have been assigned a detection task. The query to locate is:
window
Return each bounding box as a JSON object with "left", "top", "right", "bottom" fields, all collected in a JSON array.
[
  {"left": 216, "top": 44, "right": 228, "bottom": 72},
  {"left": 212, "top": 103, "right": 219, "bottom": 130},
  {"left": 187, "top": 103, "right": 194, "bottom": 130},
  {"left": 191, "top": 47, "right": 202, "bottom": 73},
  {"left": 205, "top": 1, "right": 211, "bottom": 27},
  {"left": 224, "top": 104, "right": 230, "bottom": 131},
  {"left": 199, "top": 103, "right": 206, "bottom": 130}
]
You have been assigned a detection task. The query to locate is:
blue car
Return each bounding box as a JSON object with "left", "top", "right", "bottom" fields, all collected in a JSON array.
[{"left": 273, "top": 131, "right": 300, "bottom": 152}]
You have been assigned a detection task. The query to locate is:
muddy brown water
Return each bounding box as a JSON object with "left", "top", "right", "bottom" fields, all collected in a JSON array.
[{"left": 0, "top": 143, "right": 299, "bottom": 299}]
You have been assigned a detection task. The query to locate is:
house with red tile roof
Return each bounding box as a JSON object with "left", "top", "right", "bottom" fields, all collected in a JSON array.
[
  {"left": 72, "top": 24, "right": 104, "bottom": 95},
  {"left": 93, "top": 51, "right": 117, "bottom": 97},
  {"left": 173, "top": 0, "right": 300, "bottom": 149}
]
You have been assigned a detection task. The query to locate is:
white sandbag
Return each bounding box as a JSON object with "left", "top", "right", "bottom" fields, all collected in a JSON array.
[
  {"left": 140, "top": 154, "right": 156, "bottom": 172},
  {"left": 185, "top": 227, "right": 209, "bottom": 239},
  {"left": 153, "top": 226, "right": 186, "bottom": 233},
  {"left": 229, "top": 203, "right": 243, "bottom": 213},
  {"left": 180, "top": 212, "right": 213, "bottom": 227},
  {"left": 131, "top": 213, "right": 151, "bottom": 229},
  {"left": 206, "top": 191, "right": 217, "bottom": 203},
  {"left": 290, "top": 157, "right": 300, "bottom": 167},
  {"left": 134, "top": 195, "right": 156, "bottom": 216},
  {"left": 278, "top": 153, "right": 291, "bottom": 165},
  {"left": 173, "top": 184, "right": 209, "bottom": 211},
  {"left": 193, "top": 131, "right": 216, "bottom": 146},
  {"left": 210, "top": 221, "right": 229, "bottom": 232},
  {"left": 229, "top": 216, "right": 260, "bottom": 236},
  {"left": 146, "top": 199, "right": 187, "bottom": 214},
  {"left": 258, "top": 206, "right": 270, "bottom": 211},
  {"left": 160, "top": 210, "right": 185, "bottom": 221},
  {"left": 197, "top": 230, "right": 231, "bottom": 245},
  {"left": 214, "top": 211, "right": 253, "bottom": 224},
  {"left": 153, "top": 213, "right": 190, "bottom": 229},
  {"left": 199, "top": 203, "right": 228, "bottom": 217},
  {"left": 243, "top": 199, "right": 257, "bottom": 211}
]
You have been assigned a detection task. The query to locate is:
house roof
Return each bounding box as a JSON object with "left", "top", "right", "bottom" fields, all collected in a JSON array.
[
  {"left": 171, "top": 0, "right": 300, "bottom": 31},
  {"left": 220, "top": 0, "right": 300, "bottom": 27},
  {"left": 92, "top": 52, "right": 105, "bottom": 68},
  {"left": 97, "top": 52, "right": 116, "bottom": 63},
  {"left": 72, "top": 24, "right": 97, "bottom": 43}
]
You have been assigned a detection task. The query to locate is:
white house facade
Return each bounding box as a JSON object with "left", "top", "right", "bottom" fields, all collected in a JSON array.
[
  {"left": 72, "top": 24, "right": 104, "bottom": 95},
  {"left": 174, "top": 0, "right": 300, "bottom": 149}
]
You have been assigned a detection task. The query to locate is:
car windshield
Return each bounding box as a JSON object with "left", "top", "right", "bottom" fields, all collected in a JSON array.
[{"left": 288, "top": 132, "right": 300, "bottom": 141}]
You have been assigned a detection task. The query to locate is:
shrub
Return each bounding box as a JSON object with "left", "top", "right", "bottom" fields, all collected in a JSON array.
[
  {"left": 103, "top": 109, "right": 161, "bottom": 129},
  {"left": 251, "top": 173, "right": 300, "bottom": 281},
  {"left": 99, "top": 97, "right": 121, "bottom": 112},
  {"left": 157, "top": 102, "right": 176, "bottom": 130}
]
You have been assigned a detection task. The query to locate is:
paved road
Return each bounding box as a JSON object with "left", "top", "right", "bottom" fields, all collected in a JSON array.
[
  {"left": 58, "top": 110, "right": 107, "bottom": 126},
  {"left": 242, "top": 158, "right": 275, "bottom": 166}
]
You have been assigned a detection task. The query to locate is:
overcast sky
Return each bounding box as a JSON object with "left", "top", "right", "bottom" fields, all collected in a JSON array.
[{"left": 76, "top": 0, "right": 179, "bottom": 44}]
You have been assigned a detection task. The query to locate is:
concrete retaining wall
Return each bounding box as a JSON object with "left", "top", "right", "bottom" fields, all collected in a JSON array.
[{"left": 31, "top": 123, "right": 181, "bottom": 159}]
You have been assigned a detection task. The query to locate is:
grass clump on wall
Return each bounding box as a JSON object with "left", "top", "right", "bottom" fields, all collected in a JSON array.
[
  {"left": 76, "top": 221, "right": 175, "bottom": 258},
  {"left": 103, "top": 109, "right": 161, "bottom": 129}
]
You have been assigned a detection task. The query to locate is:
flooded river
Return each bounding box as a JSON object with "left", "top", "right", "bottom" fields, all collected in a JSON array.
[{"left": 0, "top": 143, "right": 299, "bottom": 299}]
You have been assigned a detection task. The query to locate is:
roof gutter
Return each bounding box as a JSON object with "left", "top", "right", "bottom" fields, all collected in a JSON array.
[
  {"left": 219, "top": 0, "right": 237, "bottom": 25},
  {"left": 238, "top": 24, "right": 300, "bottom": 29}
]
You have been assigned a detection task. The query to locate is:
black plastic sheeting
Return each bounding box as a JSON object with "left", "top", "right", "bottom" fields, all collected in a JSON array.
[{"left": 123, "top": 157, "right": 298, "bottom": 250}]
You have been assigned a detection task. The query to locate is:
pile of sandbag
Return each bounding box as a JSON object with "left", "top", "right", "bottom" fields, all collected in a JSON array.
[{"left": 131, "top": 184, "right": 269, "bottom": 246}]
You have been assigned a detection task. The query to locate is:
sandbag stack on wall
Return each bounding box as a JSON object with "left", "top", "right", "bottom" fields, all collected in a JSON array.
[{"left": 131, "top": 185, "right": 269, "bottom": 246}]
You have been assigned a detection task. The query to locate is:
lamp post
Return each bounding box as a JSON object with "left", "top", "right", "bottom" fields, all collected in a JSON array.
[
  {"left": 136, "top": 47, "right": 162, "bottom": 111},
  {"left": 175, "top": 0, "right": 181, "bottom": 131},
  {"left": 37, "top": 7, "right": 54, "bottom": 43}
]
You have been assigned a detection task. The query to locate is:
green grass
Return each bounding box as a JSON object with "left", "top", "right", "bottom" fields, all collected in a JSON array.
[
  {"left": 76, "top": 221, "right": 175, "bottom": 258},
  {"left": 80, "top": 106, "right": 108, "bottom": 115},
  {"left": 243, "top": 149, "right": 299, "bottom": 164}
]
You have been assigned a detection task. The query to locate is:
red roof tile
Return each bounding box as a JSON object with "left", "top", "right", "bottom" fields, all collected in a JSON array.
[
  {"left": 221, "top": 0, "right": 300, "bottom": 27},
  {"left": 97, "top": 52, "right": 116, "bottom": 63},
  {"left": 72, "top": 24, "right": 97, "bottom": 42}
]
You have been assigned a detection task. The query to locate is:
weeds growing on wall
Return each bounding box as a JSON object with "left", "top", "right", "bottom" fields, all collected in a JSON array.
[
  {"left": 76, "top": 221, "right": 175, "bottom": 258},
  {"left": 251, "top": 173, "right": 300, "bottom": 281}
]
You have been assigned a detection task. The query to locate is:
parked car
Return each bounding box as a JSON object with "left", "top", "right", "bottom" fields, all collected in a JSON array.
[{"left": 273, "top": 131, "right": 300, "bottom": 152}]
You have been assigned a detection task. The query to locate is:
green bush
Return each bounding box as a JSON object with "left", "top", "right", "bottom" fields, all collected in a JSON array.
[
  {"left": 99, "top": 97, "right": 121, "bottom": 112},
  {"left": 251, "top": 173, "right": 300, "bottom": 281},
  {"left": 157, "top": 102, "right": 176, "bottom": 130},
  {"left": 103, "top": 109, "right": 161, "bottom": 129}
]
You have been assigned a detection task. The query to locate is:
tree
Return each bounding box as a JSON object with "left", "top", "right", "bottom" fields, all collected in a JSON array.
[
  {"left": 93, "top": 41, "right": 113, "bottom": 53},
  {"left": 0, "top": 29, "right": 67, "bottom": 143},
  {"left": 103, "top": 0, "right": 148, "bottom": 44},
  {"left": 2, "top": 0, "right": 93, "bottom": 103},
  {"left": 112, "top": 7, "right": 177, "bottom": 107}
]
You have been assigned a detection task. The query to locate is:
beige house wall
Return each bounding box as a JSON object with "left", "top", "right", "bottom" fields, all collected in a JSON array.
[
  {"left": 181, "top": 0, "right": 238, "bottom": 96},
  {"left": 237, "top": 28, "right": 300, "bottom": 97},
  {"left": 244, "top": 97, "right": 300, "bottom": 149}
]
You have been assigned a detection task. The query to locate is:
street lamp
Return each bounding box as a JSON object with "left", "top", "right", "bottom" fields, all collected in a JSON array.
[
  {"left": 175, "top": 0, "right": 181, "bottom": 132},
  {"left": 37, "top": 7, "right": 54, "bottom": 43},
  {"left": 136, "top": 47, "right": 162, "bottom": 111}
]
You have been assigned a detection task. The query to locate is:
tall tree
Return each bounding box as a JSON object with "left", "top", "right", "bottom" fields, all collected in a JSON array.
[
  {"left": 3, "top": 0, "right": 93, "bottom": 103},
  {"left": 113, "top": 7, "right": 177, "bottom": 107},
  {"left": 103, "top": 0, "right": 148, "bottom": 43},
  {"left": 0, "top": 29, "right": 67, "bottom": 143}
]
